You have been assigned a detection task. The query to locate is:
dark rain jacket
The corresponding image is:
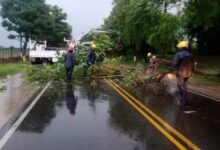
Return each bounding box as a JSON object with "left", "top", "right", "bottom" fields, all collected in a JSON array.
[
  {"left": 87, "top": 49, "right": 96, "bottom": 65},
  {"left": 170, "top": 49, "right": 194, "bottom": 78},
  {"left": 64, "top": 52, "right": 76, "bottom": 69}
]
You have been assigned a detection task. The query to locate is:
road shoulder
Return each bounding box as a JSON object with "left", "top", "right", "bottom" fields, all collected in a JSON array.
[{"left": 0, "top": 73, "right": 40, "bottom": 130}]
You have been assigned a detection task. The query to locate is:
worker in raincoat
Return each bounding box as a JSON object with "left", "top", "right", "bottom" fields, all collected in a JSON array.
[
  {"left": 169, "top": 41, "right": 194, "bottom": 106},
  {"left": 83, "top": 43, "right": 97, "bottom": 76},
  {"left": 87, "top": 43, "right": 96, "bottom": 66},
  {"left": 64, "top": 44, "right": 76, "bottom": 81}
]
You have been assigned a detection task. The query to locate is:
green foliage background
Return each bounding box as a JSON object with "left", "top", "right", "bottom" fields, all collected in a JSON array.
[
  {"left": 0, "top": 0, "right": 72, "bottom": 53},
  {"left": 88, "top": 33, "right": 118, "bottom": 62},
  {"left": 103, "top": 0, "right": 220, "bottom": 56}
]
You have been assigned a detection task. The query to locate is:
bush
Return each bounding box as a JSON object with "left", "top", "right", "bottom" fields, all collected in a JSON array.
[
  {"left": 27, "top": 61, "right": 65, "bottom": 83},
  {"left": 76, "top": 45, "right": 87, "bottom": 64}
]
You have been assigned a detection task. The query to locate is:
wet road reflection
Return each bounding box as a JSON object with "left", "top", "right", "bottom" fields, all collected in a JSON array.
[
  {"left": 3, "top": 80, "right": 177, "bottom": 150},
  {"left": 130, "top": 83, "right": 220, "bottom": 150},
  {"left": 66, "top": 83, "right": 77, "bottom": 115},
  {"left": 1, "top": 81, "right": 220, "bottom": 150}
]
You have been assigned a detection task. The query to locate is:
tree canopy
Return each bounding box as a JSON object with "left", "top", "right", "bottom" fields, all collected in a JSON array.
[
  {"left": 0, "top": 0, "right": 72, "bottom": 53},
  {"left": 182, "top": 0, "right": 220, "bottom": 54},
  {"left": 103, "top": 0, "right": 181, "bottom": 58},
  {"left": 103, "top": 0, "right": 220, "bottom": 56}
]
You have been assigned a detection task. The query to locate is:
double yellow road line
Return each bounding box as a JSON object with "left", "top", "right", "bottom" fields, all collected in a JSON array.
[{"left": 105, "top": 79, "right": 200, "bottom": 150}]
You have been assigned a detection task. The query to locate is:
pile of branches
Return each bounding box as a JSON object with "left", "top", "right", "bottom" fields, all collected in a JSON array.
[{"left": 91, "top": 64, "right": 159, "bottom": 86}]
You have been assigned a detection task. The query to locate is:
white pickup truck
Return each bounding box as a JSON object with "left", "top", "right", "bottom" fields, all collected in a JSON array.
[{"left": 29, "top": 39, "right": 66, "bottom": 64}]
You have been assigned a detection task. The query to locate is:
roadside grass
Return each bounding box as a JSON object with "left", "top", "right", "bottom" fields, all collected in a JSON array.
[
  {"left": 195, "top": 56, "right": 220, "bottom": 73},
  {"left": 115, "top": 57, "right": 147, "bottom": 67},
  {"left": 193, "top": 74, "right": 220, "bottom": 85},
  {"left": 197, "top": 65, "right": 220, "bottom": 73},
  {"left": 0, "top": 61, "right": 29, "bottom": 78}
]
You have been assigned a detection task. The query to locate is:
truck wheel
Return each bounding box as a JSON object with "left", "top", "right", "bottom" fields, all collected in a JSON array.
[{"left": 42, "top": 59, "right": 48, "bottom": 66}]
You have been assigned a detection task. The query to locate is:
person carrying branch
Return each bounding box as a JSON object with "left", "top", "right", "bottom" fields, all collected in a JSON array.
[{"left": 169, "top": 41, "right": 194, "bottom": 106}]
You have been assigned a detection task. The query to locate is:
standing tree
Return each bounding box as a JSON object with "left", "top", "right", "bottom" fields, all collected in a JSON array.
[
  {"left": 0, "top": 0, "right": 72, "bottom": 60},
  {"left": 182, "top": 0, "right": 220, "bottom": 54},
  {"left": 46, "top": 5, "right": 72, "bottom": 47},
  {"left": 103, "top": 0, "right": 181, "bottom": 59}
]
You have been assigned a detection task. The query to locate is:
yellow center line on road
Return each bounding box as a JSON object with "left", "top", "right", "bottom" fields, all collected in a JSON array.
[
  {"left": 107, "top": 79, "right": 201, "bottom": 150},
  {"left": 104, "top": 79, "right": 187, "bottom": 150}
]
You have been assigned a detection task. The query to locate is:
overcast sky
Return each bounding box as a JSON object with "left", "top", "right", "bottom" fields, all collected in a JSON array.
[{"left": 0, "top": 0, "right": 113, "bottom": 47}]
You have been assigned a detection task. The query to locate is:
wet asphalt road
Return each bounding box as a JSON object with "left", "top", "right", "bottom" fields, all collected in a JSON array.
[
  {"left": 0, "top": 73, "right": 36, "bottom": 129},
  {"left": 1, "top": 80, "right": 220, "bottom": 150}
]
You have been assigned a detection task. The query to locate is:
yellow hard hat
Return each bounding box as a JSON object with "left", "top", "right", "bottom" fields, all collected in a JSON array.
[
  {"left": 177, "top": 41, "right": 188, "bottom": 49},
  {"left": 167, "top": 73, "right": 174, "bottom": 79},
  {"left": 147, "top": 52, "right": 152, "bottom": 57},
  {"left": 91, "top": 44, "right": 97, "bottom": 49}
]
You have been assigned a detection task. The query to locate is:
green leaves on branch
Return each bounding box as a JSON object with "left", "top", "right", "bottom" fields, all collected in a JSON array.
[
  {"left": 182, "top": 0, "right": 220, "bottom": 54},
  {"left": 27, "top": 62, "right": 65, "bottom": 83}
]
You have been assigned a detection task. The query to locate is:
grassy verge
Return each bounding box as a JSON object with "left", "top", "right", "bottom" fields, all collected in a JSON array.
[
  {"left": 0, "top": 61, "right": 29, "bottom": 78},
  {"left": 118, "top": 57, "right": 147, "bottom": 67},
  {"left": 193, "top": 74, "right": 220, "bottom": 85}
]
